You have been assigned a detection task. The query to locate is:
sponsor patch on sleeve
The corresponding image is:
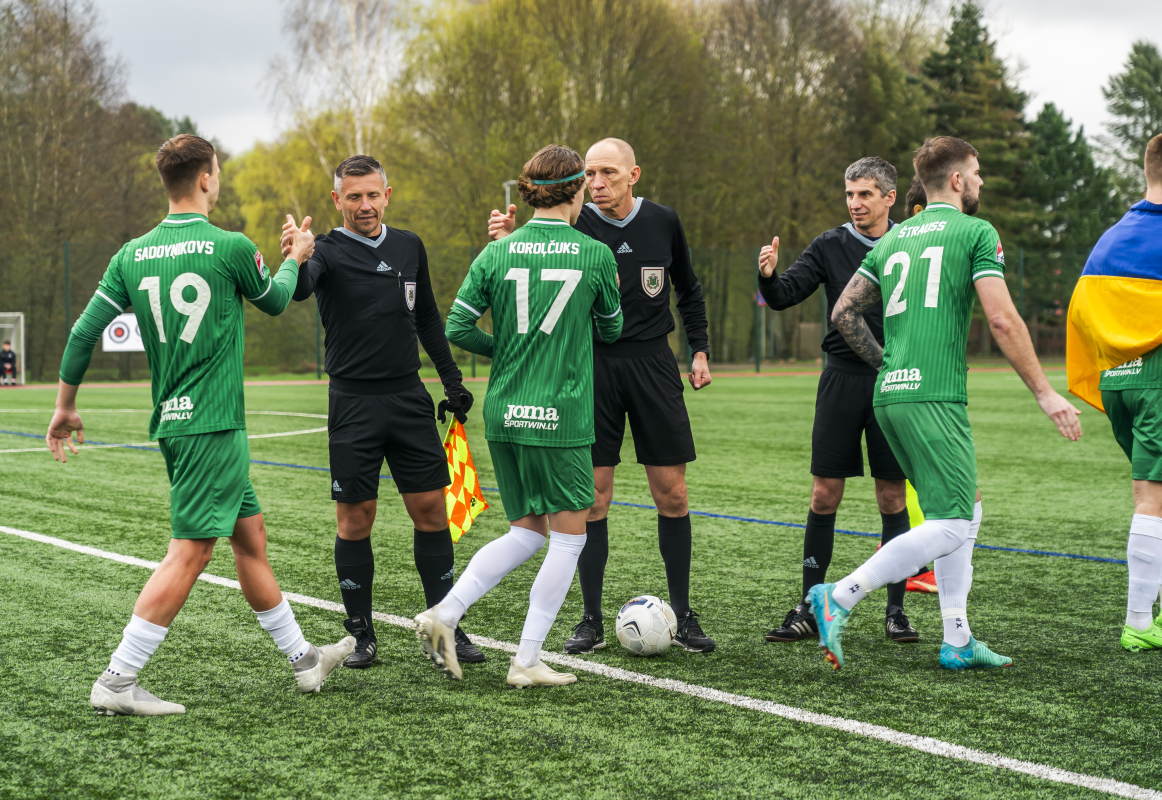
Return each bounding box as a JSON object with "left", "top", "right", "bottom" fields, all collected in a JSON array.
[
  {"left": 995, "top": 240, "right": 1005, "bottom": 264},
  {"left": 255, "top": 250, "right": 265, "bottom": 274}
]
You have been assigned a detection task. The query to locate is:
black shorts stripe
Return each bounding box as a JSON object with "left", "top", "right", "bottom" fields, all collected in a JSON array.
[
  {"left": 811, "top": 367, "right": 905, "bottom": 480},
  {"left": 327, "top": 384, "right": 449, "bottom": 500}
]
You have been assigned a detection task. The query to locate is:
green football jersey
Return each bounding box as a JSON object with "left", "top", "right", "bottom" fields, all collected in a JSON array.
[
  {"left": 1099, "top": 346, "right": 1162, "bottom": 390},
  {"left": 856, "top": 202, "right": 1006, "bottom": 406},
  {"left": 452, "top": 218, "right": 622, "bottom": 446},
  {"left": 89, "top": 213, "right": 289, "bottom": 439}
]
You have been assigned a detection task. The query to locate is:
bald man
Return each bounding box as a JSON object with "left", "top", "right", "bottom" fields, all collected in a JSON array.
[{"left": 489, "top": 138, "right": 715, "bottom": 654}]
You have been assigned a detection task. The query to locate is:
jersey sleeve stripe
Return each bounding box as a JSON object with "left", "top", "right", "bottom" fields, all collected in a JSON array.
[
  {"left": 973, "top": 269, "right": 1005, "bottom": 280},
  {"left": 454, "top": 298, "right": 483, "bottom": 318},
  {"left": 247, "top": 277, "right": 273, "bottom": 301},
  {"left": 856, "top": 266, "right": 880, "bottom": 285},
  {"left": 594, "top": 305, "right": 622, "bottom": 319},
  {"left": 94, "top": 290, "right": 124, "bottom": 312}
]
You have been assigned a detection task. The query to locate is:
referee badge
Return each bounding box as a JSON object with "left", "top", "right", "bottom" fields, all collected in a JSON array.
[
  {"left": 405, "top": 281, "right": 417, "bottom": 310},
  {"left": 641, "top": 267, "right": 664, "bottom": 298}
]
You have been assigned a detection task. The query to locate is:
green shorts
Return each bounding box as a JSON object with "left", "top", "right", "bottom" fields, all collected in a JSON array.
[
  {"left": 874, "top": 401, "right": 977, "bottom": 520},
  {"left": 487, "top": 440, "right": 594, "bottom": 521},
  {"left": 1102, "top": 388, "right": 1162, "bottom": 482},
  {"left": 158, "top": 429, "right": 261, "bottom": 539}
]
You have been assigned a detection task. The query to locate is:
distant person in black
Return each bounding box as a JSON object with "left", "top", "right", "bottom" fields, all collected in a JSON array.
[
  {"left": 757, "top": 157, "right": 921, "bottom": 646},
  {"left": 0, "top": 341, "right": 15, "bottom": 385},
  {"left": 280, "top": 155, "right": 483, "bottom": 669},
  {"left": 489, "top": 137, "right": 716, "bottom": 654}
]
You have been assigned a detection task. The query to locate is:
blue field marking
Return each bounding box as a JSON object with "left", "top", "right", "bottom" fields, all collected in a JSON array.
[{"left": 5, "top": 428, "right": 1127, "bottom": 565}]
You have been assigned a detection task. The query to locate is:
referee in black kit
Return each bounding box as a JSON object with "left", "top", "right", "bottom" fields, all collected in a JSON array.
[
  {"left": 490, "top": 138, "right": 716, "bottom": 654},
  {"left": 282, "top": 155, "right": 484, "bottom": 668},
  {"left": 758, "top": 157, "right": 920, "bottom": 646}
]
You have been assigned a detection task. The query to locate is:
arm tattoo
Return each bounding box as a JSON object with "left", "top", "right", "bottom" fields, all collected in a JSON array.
[{"left": 832, "top": 274, "right": 884, "bottom": 369}]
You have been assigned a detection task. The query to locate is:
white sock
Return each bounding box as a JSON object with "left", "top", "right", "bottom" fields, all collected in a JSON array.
[
  {"left": 935, "top": 501, "right": 981, "bottom": 647},
  {"left": 833, "top": 518, "right": 971, "bottom": 611},
  {"left": 515, "top": 531, "right": 587, "bottom": 668},
  {"left": 1126, "top": 515, "right": 1162, "bottom": 631},
  {"left": 255, "top": 598, "right": 309, "bottom": 662},
  {"left": 439, "top": 526, "right": 546, "bottom": 628},
  {"left": 109, "top": 614, "right": 168, "bottom": 673}
]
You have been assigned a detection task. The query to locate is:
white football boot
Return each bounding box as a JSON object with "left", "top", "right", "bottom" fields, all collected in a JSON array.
[
  {"left": 91, "top": 672, "right": 185, "bottom": 716},
  {"left": 294, "top": 637, "right": 356, "bottom": 693},
  {"left": 506, "top": 657, "right": 577, "bottom": 688},
  {"left": 414, "top": 608, "right": 462, "bottom": 680}
]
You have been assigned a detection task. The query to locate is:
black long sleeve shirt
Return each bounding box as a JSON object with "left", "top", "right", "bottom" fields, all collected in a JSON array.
[
  {"left": 0, "top": 350, "right": 14, "bottom": 373},
  {"left": 574, "top": 199, "right": 709, "bottom": 355},
  {"left": 758, "top": 221, "right": 895, "bottom": 373},
  {"left": 293, "top": 225, "right": 462, "bottom": 390}
]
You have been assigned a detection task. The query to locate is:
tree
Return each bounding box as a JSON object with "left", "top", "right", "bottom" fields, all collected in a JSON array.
[{"left": 1102, "top": 40, "right": 1162, "bottom": 196}]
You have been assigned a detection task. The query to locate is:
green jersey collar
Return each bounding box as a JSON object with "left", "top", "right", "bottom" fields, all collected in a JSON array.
[
  {"left": 525, "top": 217, "right": 572, "bottom": 226},
  {"left": 925, "top": 203, "right": 959, "bottom": 212},
  {"left": 161, "top": 213, "right": 209, "bottom": 226}
]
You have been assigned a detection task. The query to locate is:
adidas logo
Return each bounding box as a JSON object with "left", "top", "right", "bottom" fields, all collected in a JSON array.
[
  {"left": 802, "top": 556, "right": 819, "bottom": 568},
  {"left": 616, "top": 242, "right": 633, "bottom": 254},
  {"left": 333, "top": 480, "right": 341, "bottom": 492},
  {"left": 338, "top": 579, "right": 361, "bottom": 590},
  {"left": 377, "top": 261, "right": 391, "bottom": 272}
]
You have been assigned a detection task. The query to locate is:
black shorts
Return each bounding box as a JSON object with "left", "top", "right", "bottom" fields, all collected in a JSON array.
[
  {"left": 811, "top": 362, "right": 905, "bottom": 481},
  {"left": 591, "top": 338, "right": 696, "bottom": 467},
  {"left": 327, "top": 380, "right": 449, "bottom": 501}
]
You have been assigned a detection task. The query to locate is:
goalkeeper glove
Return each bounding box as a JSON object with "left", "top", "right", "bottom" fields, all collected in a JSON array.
[{"left": 438, "top": 381, "right": 474, "bottom": 424}]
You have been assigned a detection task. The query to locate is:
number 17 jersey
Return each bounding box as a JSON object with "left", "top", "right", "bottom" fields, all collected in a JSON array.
[
  {"left": 856, "top": 202, "right": 1006, "bottom": 406},
  {"left": 453, "top": 218, "right": 622, "bottom": 447}
]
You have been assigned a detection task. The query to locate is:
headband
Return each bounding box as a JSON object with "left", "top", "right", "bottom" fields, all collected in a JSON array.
[{"left": 530, "top": 170, "right": 585, "bottom": 185}]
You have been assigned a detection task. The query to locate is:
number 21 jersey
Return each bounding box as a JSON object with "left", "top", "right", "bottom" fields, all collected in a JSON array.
[
  {"left": 93, "top": 213, "right": 278, "bottom": 439},
  {"left": 453, "top": 218, "right": 622, "bottom": 447},
  {"left": 856, "top": 202, "right": 1006, "bottom": 406}
]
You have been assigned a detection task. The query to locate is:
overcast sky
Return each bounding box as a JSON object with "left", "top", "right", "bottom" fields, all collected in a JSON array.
[{"left": 94, "top": 0, "right": 1160, "bottom": 155}]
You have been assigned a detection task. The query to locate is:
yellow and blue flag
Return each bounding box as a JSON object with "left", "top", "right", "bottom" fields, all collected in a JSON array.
[{"left": 1066, "top": 200, "right": 1162, "bottom": 412}]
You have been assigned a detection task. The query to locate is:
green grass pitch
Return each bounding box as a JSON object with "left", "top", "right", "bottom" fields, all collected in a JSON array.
[{"left": 0, "top": 369, "right": 1158, "bottom": 799}]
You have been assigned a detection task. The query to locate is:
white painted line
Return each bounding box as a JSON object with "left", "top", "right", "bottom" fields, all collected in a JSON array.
[
  {"left": 246, "top": 427, "right": 328, "bottom": 439},
  {"left": 1, "top": 523, "right": 1157, "bottom": 800}
]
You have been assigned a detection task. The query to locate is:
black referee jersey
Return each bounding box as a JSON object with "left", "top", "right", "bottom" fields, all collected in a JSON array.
[
  {"left": 758, "top": 221, "right": 896, "bottom": 372},
  {"left": 293, "top": 224, "right": 462, "bottom": 388},
  {"left": 574, "top": 199, "right": 709, "bottom": 355}
]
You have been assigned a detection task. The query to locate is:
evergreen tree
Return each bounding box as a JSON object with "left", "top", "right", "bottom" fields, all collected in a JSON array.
[
  {"left": 922, "top": 2, "right": 1034, "bottom": 244},
  {"left": 1102, "top": 41, "right": 1162, "bottom": 196}
]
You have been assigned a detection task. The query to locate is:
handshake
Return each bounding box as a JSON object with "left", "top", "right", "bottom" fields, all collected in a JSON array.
[{"left": 279, "top": 214, "right": 317, "bottom": 264}]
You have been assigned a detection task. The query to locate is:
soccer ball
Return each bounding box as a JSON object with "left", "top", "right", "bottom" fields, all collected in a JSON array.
[{"left": 615, "top": 595, "right": 677, "bottom": 656}]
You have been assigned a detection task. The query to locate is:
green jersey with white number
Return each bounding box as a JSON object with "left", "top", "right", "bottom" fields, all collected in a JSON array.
[
  {"left": 856, "top": 202, "right": 1006, "bottom": 406},
  {"left": 86, "top": 213, "right": 294, "bottom": 439},
  {"left": 449, "top": 217, "right": 622, "bottom": 446},
  {"left": 1099, "top": 346, "right": 1162, "bottom": 390}
]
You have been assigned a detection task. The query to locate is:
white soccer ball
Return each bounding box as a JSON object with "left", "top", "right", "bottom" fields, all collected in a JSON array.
[{"left": 615, "top": 595, "right": 677, "bottom": 656}]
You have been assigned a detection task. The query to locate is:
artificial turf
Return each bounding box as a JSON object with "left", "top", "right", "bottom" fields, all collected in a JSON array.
[{"left": 0, "top": 370, "right": 1157, "bottom": 799}]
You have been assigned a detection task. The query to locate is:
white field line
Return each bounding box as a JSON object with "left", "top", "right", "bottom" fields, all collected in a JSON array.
[
  {"left": 0, "top": 525, "right": 1157, "bottom": 800},
  {"left": 0, "top": 427, "right": 327, "bottom": 454}
]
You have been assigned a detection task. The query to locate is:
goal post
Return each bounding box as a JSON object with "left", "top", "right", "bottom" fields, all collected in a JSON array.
[{"left": 0, "top": 312, "right": 26, "bottom": 385}]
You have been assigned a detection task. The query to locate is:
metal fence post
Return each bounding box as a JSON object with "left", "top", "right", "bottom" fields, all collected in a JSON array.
[
  {"left": 1018, "top": 248, "right": 1025, "bottom": 318},
  {"left": 64, "top": 242, "right": 70, "bottom": 339},
  {"left": 753, "top": 248, "right": 761, "bottom": 372}
]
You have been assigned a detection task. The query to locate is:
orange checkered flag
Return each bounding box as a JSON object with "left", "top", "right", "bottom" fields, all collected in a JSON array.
[{"left": 443, "top": 419, "right": 489, "bottom": 542}]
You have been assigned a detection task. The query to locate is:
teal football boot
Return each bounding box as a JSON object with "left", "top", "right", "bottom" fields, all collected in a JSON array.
[
  {"left": 806, "top": 583, "right": 851, "bottom": 670},
  {"left": 939, "top": 637, "right": 1012, "bottom": 670}
]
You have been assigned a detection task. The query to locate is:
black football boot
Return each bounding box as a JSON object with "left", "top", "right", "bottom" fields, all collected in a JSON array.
[
  {"left": 455, "top": 626, "right": 486, "bottom": 663},
  {"left": 674, "top": 610, "right": 716, "bottom": 652},
  {"left": 885, "top": 605, "right": 920, "bottom": 643},
  {"left": 342, "top": 615, "right": 379, "bottom": 668},
  {"left": 765, "top": 602, "right": 819, "bottom": 642},
  {"left": 562, "top": 615, "right": 606, "bottom": 654}
]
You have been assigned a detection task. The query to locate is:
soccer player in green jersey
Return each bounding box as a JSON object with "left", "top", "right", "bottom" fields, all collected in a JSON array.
[
  {"left": 414, "top": 144, "right": 622, "bottom": 687},
  {"left": 810, "top": 135, "right": 1082, "bottom": 671},
  {"left": 45, "top": 135, "right": 355, "bottom": 715}
]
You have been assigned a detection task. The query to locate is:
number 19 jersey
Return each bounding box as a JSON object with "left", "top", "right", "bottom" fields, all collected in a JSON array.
[
  {"left": 856, "top": 202, "right": 1006, "bottom": 406},
  {"left": 93, "top": 213, "right": 278, "bottom": 439},
  {"left": 453, "top": 218, "right": 622, "bottom": 447}
]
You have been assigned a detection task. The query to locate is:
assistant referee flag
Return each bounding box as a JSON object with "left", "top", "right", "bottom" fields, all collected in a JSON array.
[{"left": 444, "top": 420, "right": 489, "bottom": 542}]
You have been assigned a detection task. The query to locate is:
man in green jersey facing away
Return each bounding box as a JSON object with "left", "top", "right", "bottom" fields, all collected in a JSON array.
[
  {"left": 45, "top": 135, "right": 355, "bottom": 715},
  {"left": 813, "top": 136, "right": 1082, "bottom": 671},
  {"left": 414, "top": 145, "right": 622, "bottom": 687}
]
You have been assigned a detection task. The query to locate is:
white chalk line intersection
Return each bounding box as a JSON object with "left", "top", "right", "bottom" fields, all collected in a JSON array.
[{"left": 0, "top": 525, "right": 1155, "bottom": 800}]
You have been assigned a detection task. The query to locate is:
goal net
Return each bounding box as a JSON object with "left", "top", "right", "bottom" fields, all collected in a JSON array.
[{"left": 0, "top": 312, "right": 26, "bottom": 385}]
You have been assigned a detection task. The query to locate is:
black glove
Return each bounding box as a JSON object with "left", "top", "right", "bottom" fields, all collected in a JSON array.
[{"left": 438, "top": 381, "right": 474, "bottom": 424}]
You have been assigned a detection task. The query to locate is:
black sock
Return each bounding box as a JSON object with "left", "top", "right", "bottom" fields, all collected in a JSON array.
[
  {"left": 413, "top": 527, "right": 455, "bottom": 610},
  {"left": 802, "top": 510, "right": 836, "bottom": 600},
  {"left": 578, "top": 518, "right": 609, "bottom": 621},
  {"left": 335, "top": 536, "right": 375, "bottom": 637},
  {"left": 881, "top": 509, "right": 911, "bottom": 610},
  {"left": 658, "top": 514, "right": 692, "bottom": 616}
]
